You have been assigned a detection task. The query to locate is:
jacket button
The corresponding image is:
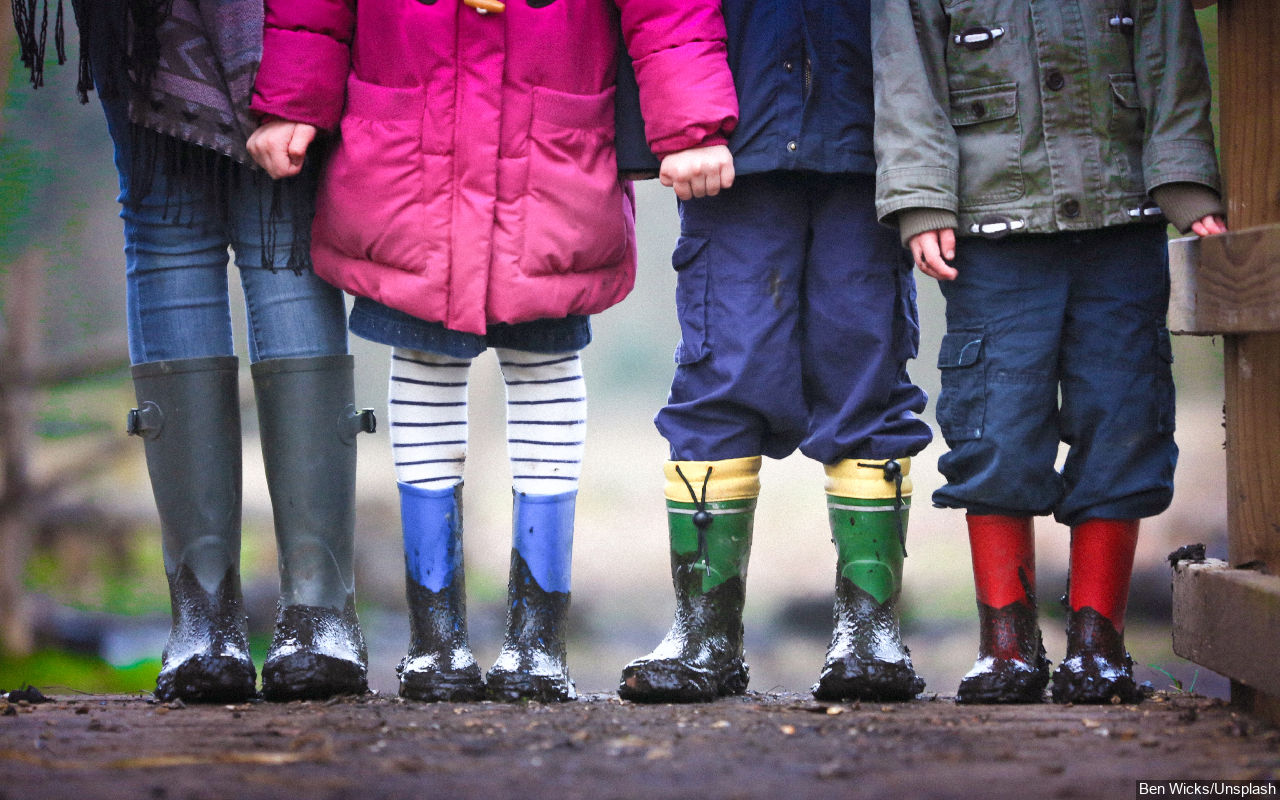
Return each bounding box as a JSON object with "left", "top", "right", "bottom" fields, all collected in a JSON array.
[
  {"left": 971, "top": 101, "right": 986, "bottom": 118},
  {"left": 1045, "top": 69, "right": 1065, "bottom": 91},
  {"left": 784, "top": 61, "right": 794, "bottom": 72},
  {"left": 1061, "top": 198, "right": 1081, "bottom": 217},
  {"left": 787, "top": 140, "right": 798, "bottom": 152}
]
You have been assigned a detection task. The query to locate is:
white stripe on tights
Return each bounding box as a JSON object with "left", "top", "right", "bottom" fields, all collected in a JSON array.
[
  {"left": 388, "top": 347, "right": 470, "bottom": 487},
  {"left": 496, "top": 348, "right": 585, "bottom": 496}
]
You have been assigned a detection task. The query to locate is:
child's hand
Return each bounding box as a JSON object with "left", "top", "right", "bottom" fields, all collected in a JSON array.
[
  {"left": 909, "top": 228, "right": 958, "bottom": 281},
  {"left": 1191, "top": 214, "right": 1227, "bottom": 237},
  {"left": 247, "top": 118, "right": 317, "bottom": 179},
  {"left": 659, "top": 145, "right": 734, "bottom": 201}
]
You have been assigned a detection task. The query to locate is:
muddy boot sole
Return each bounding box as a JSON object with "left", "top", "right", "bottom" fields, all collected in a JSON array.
[
  {"left": 617, "top": 657, "right": 749, "bottom": 703},
  {"left": 155, "top": 653, "right": 256, "bottom": 704},
  {"left": 957, "top": 654, "right": 1051, "bottom": 705},
  {"left": 812, "top": 658, "right": 924, "bottom": 703},
  {"left": 398, "top": 664, "right": 485, "bottom": 703},
  {"left": 485, "top": 670, "right": 576, "bottom": 703},
  {"left": 1051, "top": 660, "right": 1145, "bottom": 705},
  {"left": 261, "top": 652, "right": 368, "bottom": 702}
]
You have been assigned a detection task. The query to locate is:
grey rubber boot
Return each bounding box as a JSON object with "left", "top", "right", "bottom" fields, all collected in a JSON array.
[
  {"left": 251, "top": 354, "right": 375, "bottom": 701},
  {"left": 129, "top": 356, "right": 256, "bottom": 703}
]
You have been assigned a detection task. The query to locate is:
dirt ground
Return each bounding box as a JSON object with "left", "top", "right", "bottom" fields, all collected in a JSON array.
[{"left": 1, "top": 690, "right": 1277, "bottom": 800}]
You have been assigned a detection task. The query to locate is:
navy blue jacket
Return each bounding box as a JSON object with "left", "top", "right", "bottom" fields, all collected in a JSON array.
[{"left": 616, "top": 0, "right": 877, "bottom": 177}]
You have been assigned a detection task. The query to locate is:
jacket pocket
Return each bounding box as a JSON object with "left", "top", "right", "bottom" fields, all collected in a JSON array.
[
  {"left": 950, "top": 82, "right": 1024, "bottom": 206},
  {"left": 522, "top": 86, "right": 628, "bottom": 276},
  {"left": 1107, "top": 74, "right": 1146, "bottom": 194},
  {"left": 672, "top": 235, "right": 711, "bottom": 365},
  {"left": 321, "top": 77, "right": 441, "bottom": 272},
  {"left": 936, "top": 330, "right": 986, "bottom": 442}
]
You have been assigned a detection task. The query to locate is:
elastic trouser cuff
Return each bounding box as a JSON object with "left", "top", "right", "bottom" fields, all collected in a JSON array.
[
  {"left": 664, "top": 457, "right": 762, "bottom": 503},
  {"left": 824, "top": 457, "right": 912, "bottom": 499}
]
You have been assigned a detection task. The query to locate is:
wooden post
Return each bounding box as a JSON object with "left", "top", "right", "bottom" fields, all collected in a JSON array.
[
  {"left": 1216, "top": 0, "right": 1280, "bottom": 717},
  {"left": 0, "top": 256, "right": 42, "bottom": 656},
  {"left": 1219, "top": 0, "right": 1280, "bottom": 576}
]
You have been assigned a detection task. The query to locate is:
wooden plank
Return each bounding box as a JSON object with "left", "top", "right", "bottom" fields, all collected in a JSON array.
[
  {"left": 1171, "top": 559, "right": 1280, "bottom": 704},
  {"left": 1168, "top": 226, "right": 1280, "bottom": 335}
]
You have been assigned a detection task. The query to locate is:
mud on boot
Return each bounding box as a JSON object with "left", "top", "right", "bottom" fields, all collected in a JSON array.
[
  {"left": 812, "top": 458, "right": 923, "bottom": 703},
  {"left": 397, "top": 582, "right": 484, "bottom": 703},
  {"left": 155, "top": 564, "right": 256, "bottom": 703},
  {"left": 619, "top": 573, "right": 750, "bottom": 703},
  {"left": 956, "top": 601, "right": 1050, "bottom": 704},
  {"left": 397, "top": 483, "right": 484, "bottom": 703},
  {"left": 956, "top": 514, "right": 1050, "bottom": 704},
  {"left": 487, "top": 490, "right": 577, "bottom": 703},
  {"left": 812, "top": 586, "right": 924, "bottom": 702},
  {"left": 619, "top": 458, "right": 757, "bottom": 703},
  {"left": 1051, "top": 606, "right": 1145, "bottom": 704},
  {"left": 262, "top": 599, "right": 368, "bottom": 701},
  {"left": 130, "top": 357, "right": 256, "bottom": 704},
  {"left": 486, "top": 551, "right": 576, "bottom": 702},
  {"left": 254, "top": 356, "right": 373, "bottom": 702}
]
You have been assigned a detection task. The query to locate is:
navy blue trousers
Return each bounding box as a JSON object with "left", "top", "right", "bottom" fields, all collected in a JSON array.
[
  {"left": 656, "top": 172, "right": 932, "bottom": 464},
  {"left": 933, "top": 224, "right": 1176, "bottom": 527}
]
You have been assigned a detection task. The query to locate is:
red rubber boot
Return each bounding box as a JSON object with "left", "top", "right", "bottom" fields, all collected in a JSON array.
[
  {"left": 1052, "top": 519, "right": 1144, "bottom": 704},
  {"left": 957, "top": 514, "right": 1050, "bottom": 704}
]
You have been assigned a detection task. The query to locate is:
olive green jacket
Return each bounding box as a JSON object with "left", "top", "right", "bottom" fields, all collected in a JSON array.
[{"left": 872, "top": 0, "right": 1221, "bottom": 239}]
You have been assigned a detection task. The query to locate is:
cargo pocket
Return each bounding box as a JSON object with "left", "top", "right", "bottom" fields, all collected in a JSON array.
[
  {"left": 672, "top": 235, "right": 711, "bottom": 365},
  {"left": 1155, "top": 326, "right": 1175, "bottom": 433},
  {"left": 950, "top": 83, "right": 1024, "bottom": 206},
  {"left": 936, "top": 331, "right": 986, "bottom": 442}
]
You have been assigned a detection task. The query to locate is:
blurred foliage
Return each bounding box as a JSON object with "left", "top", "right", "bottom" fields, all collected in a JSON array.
[
  {"left": 24, "top": 544, "right": 167, "bottom": 618},
  {"left": 0, "top": 651, "right": 160, "bottom": 696}
]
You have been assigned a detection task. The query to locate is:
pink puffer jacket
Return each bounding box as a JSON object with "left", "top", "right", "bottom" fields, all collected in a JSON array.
[{"left": 251, "top": 0, "right": 738, "bottom": 335}]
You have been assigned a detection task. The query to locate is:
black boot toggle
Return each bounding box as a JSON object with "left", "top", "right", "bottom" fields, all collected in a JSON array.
[{"left": 675, "top": 464, "right": 715, "bottom": 577}]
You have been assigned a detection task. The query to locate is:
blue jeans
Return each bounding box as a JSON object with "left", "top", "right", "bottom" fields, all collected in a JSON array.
[
  {"left": 100, "top": 95, "right": 347, "bottom": 365},
  {"left": 933, "top": 224, "right": 1176, "bottom": 526},
  {"left": 655, "top": 172, "right": 932, "bottom": 464}
]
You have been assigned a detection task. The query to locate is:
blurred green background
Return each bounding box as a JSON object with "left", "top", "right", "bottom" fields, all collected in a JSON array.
[{"left": 0, "top": 10, "right": 1226, "bottom": 699}]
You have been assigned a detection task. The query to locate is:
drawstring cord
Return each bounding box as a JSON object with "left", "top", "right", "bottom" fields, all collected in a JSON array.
[
  {"left": 858, "top": 459, "right": 907, "bottom": 556},
  {"left": 674, "top": 464, "right": 714, "bottom": 576}
]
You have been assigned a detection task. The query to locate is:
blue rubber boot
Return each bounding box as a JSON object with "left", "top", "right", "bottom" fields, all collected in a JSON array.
[
  {"left": 397, "top": 481, "right": 484, "bottom": 702},
  {"left": 487, "top": 489, "right": 577, "bottom": 702}
]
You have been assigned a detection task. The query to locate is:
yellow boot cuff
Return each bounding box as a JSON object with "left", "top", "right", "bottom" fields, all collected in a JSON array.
[
  {"left": 824, "top": 457, "right": 913, "bottom": 500},
  {"left": 664, "top": 457, "right": 762, "bottom": 503}
]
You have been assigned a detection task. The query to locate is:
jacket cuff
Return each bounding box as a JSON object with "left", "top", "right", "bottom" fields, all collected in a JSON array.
[
  {"left": 633, "top": 40, "right": 738, "bottom": 157},
  {"left": 651, "top": 133, "right": 729, "bottom": 161},
  {"left": 251, "top": 28, "right": 350, "bottom": 131},
  {"left": 1150, "top": 183, "right": 1225, "bottom": 233},
  {"left": 896, "top": 208, "right": 959, "bottom": 247}
]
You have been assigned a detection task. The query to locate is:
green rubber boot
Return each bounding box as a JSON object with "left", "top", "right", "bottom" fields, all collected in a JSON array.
[
  {"left": 812, "top": 458, "right": 925, "bottom": 702},
  {"left": 618, "top": 457, "right": 758, "bottom": 703},
  {"left": 129, "top": 356, "right": 256, "bottom": 703},
  {"left": 252, "top": 355, "right": 375, "bottom": 701}
]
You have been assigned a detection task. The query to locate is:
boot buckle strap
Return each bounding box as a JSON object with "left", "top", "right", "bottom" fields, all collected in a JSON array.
[
  {"left": 126, "top": 401, "right": 164, "bottom": 439},
  {"left": 340, "top": 406, "right": 377, "bottom": 443}
]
